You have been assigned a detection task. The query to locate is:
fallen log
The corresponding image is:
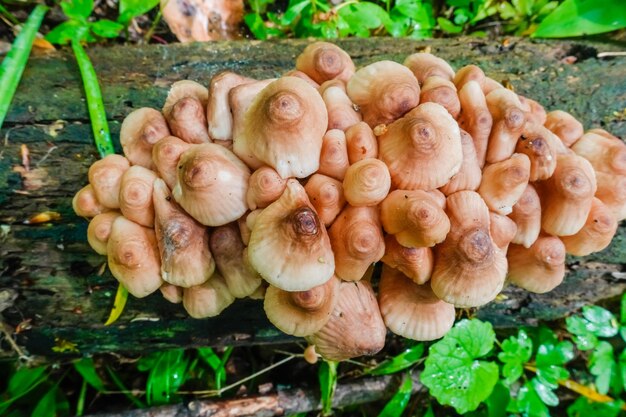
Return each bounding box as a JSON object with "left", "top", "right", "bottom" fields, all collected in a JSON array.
[{"left": 0, "top": 38, "right": 625, "bottom": 358}]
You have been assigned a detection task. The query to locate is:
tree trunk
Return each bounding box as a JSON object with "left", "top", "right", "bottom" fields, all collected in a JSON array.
[{"left": 0, "top": 38, "right": 625, "bottom": 358}]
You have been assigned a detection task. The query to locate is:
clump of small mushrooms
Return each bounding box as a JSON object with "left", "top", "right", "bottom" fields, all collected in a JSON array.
[{"left": 74, "top": 42, "right": 625, "bottom": 362}]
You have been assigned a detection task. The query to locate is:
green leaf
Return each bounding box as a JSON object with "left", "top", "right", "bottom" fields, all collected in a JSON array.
[
  {"left": 534, "top": 0, "right": 626, "bottom": 38},
  {"left": 567, "top": 397, "right": 623, "bottom": 417},
  {"left": 244, "top": 13, "right": 268, "bottom": 40},
  {"left": 281, "top": 0, "right": 310, "bottom": 25},
  {"left": 485, "top": 382, "right": 510, "bottom": 417},
  {"left": 104, "top": 284, "right": 128, "bottom": 325},
  {"left": 620, "top": 293, "right": 626, "bottom": 325},
  {"left": 536, "top": 340, "right": 574, "bottom": 367},
  {"left": 531, "top": 377, "right": 559, "bottom": 406},
  {"left": 589, "top": 341, "right": 620, "bottom": 395},
  {"left": 32, "top": 386, "right": 58, "bottom": 417},
  {"left": 8, "top": 366, "right": 47, "bottom": 397},
  {"left": 566, "top": 316, "right": 599, "bottom": 351},
  {"left": 509, "top": 381, "right": 551, "bottom": 417},
  {"left": 385, "top": 11, "right": 411, "bottom": 37},
  {"left": 421, "top": 319, "right": 499, "bottom": 414},
  {"left": 437, "top": 17, "right": 463, "bottom": 33},
  {"left": 498, "top": 329, "right": 533, "bottom": 385},
  {"left": 339, "top": 2, "right": 390, "bottom": 33},
  {"left": 119, "top": 0, "right": 160, "bottom": 23},
  {"left": 367, "top": 344, "right": 424, "bottom": 376},
  {"left": 377, "top": 373, "right": 413, "bottom": 417},
  {"left": 91, "top": 19, "right": 124, "bottom": 38},
  {"left": 319, "top": 360, "right": 338, "bottom": 416},
  {"left": 619, "top": 349, "right": 626, "bottom": 392},
  {"left": 45, "top": 20, "right": 89, "bottom": 45},
  {"left": 144, "top": 349, "right": 189, "bottom": 405},
  {"left": 583, "top": 306, "right": 619, "bottom": 338},
  {"left": 74, "top": 358, "right": 105, "bottom": 392},
  {"left": 61, "top": 0, "right": 94, "bottom": 20},
  {"left": 197, "top": 347, "right": 222, "bottom": 370}
]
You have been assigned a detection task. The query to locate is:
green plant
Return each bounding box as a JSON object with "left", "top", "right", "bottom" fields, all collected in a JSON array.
[{"left": 533, "top": 0, "right": 626, "bottom": 38}]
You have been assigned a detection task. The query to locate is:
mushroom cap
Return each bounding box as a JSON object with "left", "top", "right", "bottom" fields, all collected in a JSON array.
[
  {"left": 378, "top": 102, "right": 463, "bottom": 190},
  {"left": 153, "top": 178, "right": 215, "bottom": 288},
  {"left": 151, "top": 135, "right": 192, "bottom": 189},
  {"left": 208, "top": 71, "right": 255, "bottom": 142},
  {"left": 509, "top": 184, "right": 542, "bottom": 248},
  {"left": 571, "top": 130, "right": 626, "bottom": 176},
  {"left": 489, "top": 212, "right": 517, "bottom": 251},
  {"left": 485, "top": 88, "right": 527, "bottom": 164},
  {"left": 264, "top": 275, "right": 340, "bottom": 337},
  {"left": 88, "top": 154, "right": 131, "bottom": 209},
  {"left": 457, "top": 80, "right": 492, "bottom": 168},
  {"left": 173, "top": 143, "right": 250, "bottom": 226},
  {"left": 322, "top": 82, "right": 362, "bottom": 131},
  {"left": 595, "top": 172, "right": 626, "bottom": 221},
  {"left": 345, "top": 122, "right": 378, "bottom": 163},
  {"left": 73, "top": 184, "right": 108, "bottom": 218},
  {"left": 440, "top": 129, "right": 482, "bottom": 195},
  {"left": 119, "top": 165, "right": 158, "bottom": 227},
  {"left": 120, "top": 108, "right": 170, "bottom": 169},
  {"left": 403, "top": 53, "right": 455, "bottom": 84},
  {"left": 420, "top": 76, "right": 460, "bottom": 118},
  {"left": 107, "top": 216, "right": 163, "bottom": 298},
  {"left": 236, "top": 76, "right": 327, "bottom": 178},
  {"left": 515, "top": 123, "right": 559, "bottom": 181},
  {"left": 347, "top": 60, "right": 420, "bottom": 127},
  {"left": 507, "top": 237, "right": 566, "bottom": 293},
  {"left": 165, "top": 96, "right": 211, "bottom": 144},
  {"left": 246, "top": 166, "right": 287, "bottom": 210},
  {"left": 545, "top": 110, "right": 583, "bottom": 147},
  {"left": 560, "top": 197, "right": 618, "bottom": 256},
  {"left": 328, "top": 205, "right": 385, "bottom": 281},
  {"left": 318, "top": 129, "right": 350, "bottom": 181},
  {"left": 295, "top": 42, "right": 355, "bottom": 84},
  {"left": 342, "top": 158, "right": 391, "bottom": 207},
  {"left": 162, "top": 80, "right": 209, "bottom": 117},
  {"left": 379, "top": 266, "right": 455, "bottom": 341},
  {"left": 453, "top": 64, "right": 485, "bottom": 90},
  {"left": 160, "top": 283, "right": 183, "bottom": 304},
  {"left": 183, "top": 273, "right": 235, "bottom": 318},
  {"left": 478, "top": 153, "right": 531, "bottom": 215},
  {"left": 518, "top": 96, "right": 547, "bottom": 126},
  {"left": 87, "top": 211, "right": 122, "bottom": 255},
  {"left": 307, "top": 281, "right": 386, "bottom": 361},
  {"left": 283, "top": 69, "right": 320, "bottom": 89},
  {"left": 247, "top": 179, "right": 335, "bottom": 291},
  {"left": 210, "top": 223, "right": 262, "bottom": 298},
  {"left": 381, "top": 234, "right": 434, "bottom": 285},
  {"left": 304, "top": 173, "right": 346, "bottom": 226}
]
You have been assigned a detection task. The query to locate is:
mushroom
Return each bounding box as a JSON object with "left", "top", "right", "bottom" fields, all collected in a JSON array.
[
  {"left": 571, "top": 130, "right": 626, "bottom": 176},
  {"left": 478, "top": 153, "right": 531, "bottom": 215},
  {"left": 247, "top": 179, "right": 335, "bottom": 291},
  {"left": 595, "top": 172, "right": 626, "bottom": 221},
  {"left": 210, "top": 223, "right": 263, "bottom": 298},
  {"left": 295, "top": 42, "right": 355, "bottom": 84},
  {"left": 342, "top": 158, "right": 391, "bottom": 207},
  {"left": 544, "top": 110, "right": 583, "bottom": 147},
  {"left": 346, "top": 60, "right": 420, "bottom": 127},
  {"left": 318, "top": 129, "right": 350, "bottom": 181},
  {"left": 160, "top": 283, "right": 183, "bottom": 304},
  {"left": 560, "top": 197, "right": 618, "bottom": 256},
  {"left": 320, "top": 80, "right": 361, "bottom": 131},
  {"left": 453, "top": 64, "right": 485, "bottom": 90},
  {"left": 87, "top": 211, "right": 122, "bottom": 255},
  {"left": 304, "top": 173, "right": 346, "bottom": 226},
  {"left": 381, "top": 234, "right": 433, "bottom": 285},
  {"left": 489, "top": 212, "right": 517, "bottom": 252},
  {"left": 246, "top": 166, "right": 287, "bottom": 210},
  {"left": 264, "top": 275, "right": 340, "bottom": 337},
  {"left": 208, "top": 71, "right": 255, "bottom": 143},
  {"left": 328, "top": 205, "right": 385, "bottom": 281},
  {"left": 283, "top": 69, "right": 320, "bottom": 89},
  {"left": 153, "top": 178, "right": 215, "bottom": 288},
  {"left": 345, "top": 122, "right": 378, "bottom": 163},
  {"left": 119, "top": 166, "right": 158, "bottom": 228},
  {"left": 431, "top": 190, "right": 507, "bottom": 307},
  {"left": 378, "top": 102, "right": 463, "bottom": 190},
  {"left": 539, "top": 153, "right": 597, "bottom": 236},
  {"left": 107, "top": 216, "right": 163, "bottom": 298},
  {"left": 403, "top": 52, "right": 455, "bottom": 84},
  {"left": 518, "top": 96, "right": 547, "bottom": 126},
  {"left": 509, "top": 184, "right": 542, "bottom": 248},
  {"left": 306, "top": 280, "right": 386, "bottom": 361},
  {"left": 440, "top": 130, "right": 482, "bottom": 195},
  {"left": 73, "top": 184, "right": 108, "bottom": 218},
  {"left": 151, "top": 136, "right": 192, "bottom": 189},
  {"left": 379, "top": 266, "right": 455, "bottom": 341},
  {"left": 380, "top": 189, "right": 450, "bottom": 248},
  {"left": 183, "top": 273, "right": 235, "bottom": 318},
  {"left": 514, "top": 123, "right": 559, "bottom": 181},
  {"left": 88, "top": 154, "right": 131, "bottom": 209},
  {"left": 506, "top": 236, "right": 566, "bottom": 293},
  {"left": 485, "top": 88, "right": 527, "bottom": 164},
  {"left": 457, "top": 80, "right": 493, "bottom": 167},
  {"left": 162, "top": 80, "right": 210, "bottom": 144},
  {"left": 419, "top": 76, "right": 460, "bottom": 118},
  {"left": 234, "top": 76, "right": 328, "bottom": 178},
  {"left": 120, "top": 108, "right": 170, "bottom": 169},
  {"left": 173, "top": 143, "right": 250, "bottom": 226}
]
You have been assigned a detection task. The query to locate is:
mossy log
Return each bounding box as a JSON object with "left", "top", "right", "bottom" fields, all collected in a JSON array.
[{"left": 0, "top": 38, "right": 625, "bottom": 358}]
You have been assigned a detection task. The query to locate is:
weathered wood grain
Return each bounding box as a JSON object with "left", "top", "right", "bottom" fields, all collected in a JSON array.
[{"left": 0, "top": 38, "right": 625, "bottom": 358}]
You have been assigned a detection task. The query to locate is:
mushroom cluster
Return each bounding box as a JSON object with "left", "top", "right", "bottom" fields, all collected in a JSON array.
[{"left": 73, "top": 42, "right": 625, "bottom": 361}]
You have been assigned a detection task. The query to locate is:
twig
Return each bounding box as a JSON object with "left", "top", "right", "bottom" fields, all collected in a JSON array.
[
  {"left": 0, "top": 319, "right": 31, "bottom": 363},
  {"left": 597, "top": 52, "right": 626, "bottom": 58}
]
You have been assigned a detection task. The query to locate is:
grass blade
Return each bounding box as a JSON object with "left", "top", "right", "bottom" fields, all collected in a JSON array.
[
  {"left": 377, "top": 372, "right": 413, "bottom": 417},
  {"left": 104, "top": 284, "right": 128, "bottom": 325},
  {"left": 318, "top": 360, "right": 338, "bottom": 416},
  {"left": 70, "top": 38, "right": 115, "bottom": 157},
  {"left": 0, "top": 4, "right": 48, "bottom": 129}
]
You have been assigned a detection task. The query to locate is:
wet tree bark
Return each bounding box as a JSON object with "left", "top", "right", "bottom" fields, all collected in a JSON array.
[{"left": 0, "top": 38, "right": 625, "bottom": 358}]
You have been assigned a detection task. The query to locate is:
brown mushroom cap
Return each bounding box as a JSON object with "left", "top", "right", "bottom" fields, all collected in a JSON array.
[
  {"left": 509, "top": 184, "right": 542, "bottom": 248},
  {"left": 431, "top": 190, "right": 507, "bottom": 307},
  {"left": 247, "top": 179, "right": 335, "bottom": 291},
  {"left": 345, "top": 122, "right": 378, "bottom": 164},
  {"left": 153, "top": 178, "right": 215, "bottom": 288},
  {"left": 485, "top": 88, "right": 527, "bottom": 164},
  {"left": 295, "top": 42, "right": 355, "bottom": 84},
  {"left": 107, "top": 216, "right": 163, "bottom": 298},
  {"left": 381, "top": 234, "right": 433, "bottom": 285},
  {"left": 515, "top": 123, "right": 559, "bottom": 181},
  {"left": 420, "top": 76, "right": 460, "bottom": 118},
  {"left": 88, "top": 154, "right": 131, "bottom": 209},
  {"left": 87, "top": 211, "right": 122, "bottom": 255},
  {"left": 478, "top": 153, "right": 531, "bottom": 215},
  {"left": 318, "top": 129, "right": 350, "bottom": 181},
  {"left": 453, "top": 64, "right": 485, "bottom": 90},
  {"left": 561, "top": 197, "right": 619, "bottom": 256},
  {"left": 595, "top": 172, "right": 626, "bottom": 221},
  {"left": 264, "top": 275, "right": 340, "bottom": 337},
  {"left": 571, "top": 130, "right": 626, "bottom": 176},
  {"left": 489, "top": 212, "right": 517, "bottom": 251},
  {"left": 120, "top": 108, "right": 170, "bottom": 169},
  {"left": 162, "top": 80, "right": 210, "bottom": 144},
  {"left": 378, "top": 102, "right": 463, "bottom": 190},
  {"left": 404, "top": 53, "right": 455, "bottom": 85},
  {"left": 210, "top": 223, "right": 262, "bottom": 298},
  {"left": 457, "top": 80, "right": 492, "bottom": 168},
  {"left": 151, "top": 136, "right": 192, "bottom": 189},
  {"left": 208, "top": 71, "right": 255, "bottom": 142},
  {"left": 307, "top": 281, "right": 386, "bottom": 361},
  {"left": 73, "top": 184, "right": 108, "bottom": 218},
  {"left": 163, "top": 80, "right": 209, "bottom": 116},
  {"left": 160, "top": 283, "right": 183, "bottom": 304},
  {"left": 182, "top": 273, "right": 235, "bottom": 318},
  {"left": 235, "top": 76, "right": 328, "bottom": 178},
  {"left": 328, "top": 205, "right": 385, "bottom": 281},
  {"left": 342, "top": 158, "right": 391, "bottom": 207},
  {"left": 545, "top": 110, "right": 583, "bottom": 147},
  {"left": 440, "top": 130, "right": 482, "bottom": 195},
  {"left": 119, "top": 166, "right": 158, "bottom": 228},
  {"left": 246, "top": 166, "right": 288, "bottom": 210},
  {"left": 347, "top": 60, "right": 420, "bottom": 127},
  {"left": 379, "top": 266, "right": 455, "bottom": 341},
  {"left": 507, "top": 237, "right": 566, "bottom": 293},
  {"left": 321, "top": 80, "right": 362, "bottom": 131},
  {"left": 304, "top": 173, "right": 346, "bottom": 226},
  {"left": 173, "top": 143, "right": 250, "bottom": 226}
]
